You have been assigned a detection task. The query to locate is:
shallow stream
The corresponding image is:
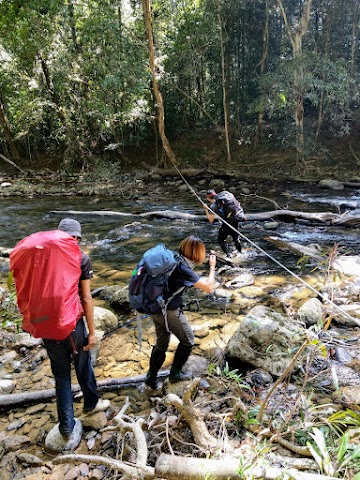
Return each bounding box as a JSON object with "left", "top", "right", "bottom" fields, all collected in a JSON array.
[{"left": 1, "top": 180, "right": 360, "bottom": 287}]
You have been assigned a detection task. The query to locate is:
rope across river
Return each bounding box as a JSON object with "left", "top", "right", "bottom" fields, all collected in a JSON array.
[{"left": 169, "top": 162, "right": 360, "bottom": 327}]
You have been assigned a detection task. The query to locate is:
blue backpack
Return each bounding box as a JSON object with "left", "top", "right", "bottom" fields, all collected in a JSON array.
[{"left": 129, "top": 244, "right": 184, "bottom": 315}]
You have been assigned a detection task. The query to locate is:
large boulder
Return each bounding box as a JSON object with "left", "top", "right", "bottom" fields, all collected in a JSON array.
[
  {"left": 225, "top": 305, "right": 308, "bottom": 377},
  {"left": 94, "top": 306, "right": 118, "bottom": 333}
]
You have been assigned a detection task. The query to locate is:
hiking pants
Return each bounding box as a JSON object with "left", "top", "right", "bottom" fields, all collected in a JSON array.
[
  {"left": 43, "top": 317, "right": 99, "bottom": 436},
  {"left": 218, "top": 220, "right": 242, "bottom": 254},
  {"left": 151, "top": 308, "right": 194, "bottom": 353}
]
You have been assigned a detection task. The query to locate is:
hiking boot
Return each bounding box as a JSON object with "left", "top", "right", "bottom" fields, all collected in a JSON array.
[
  {"left": 144, "top": 372, "right": 161, "bottom": 390},
  {"left": 45, "top": 418, "right": 83, "bottom": 453},
  {"left": 169, "top": 369, "right": 192, "bottom": 383},
  {"left": 83, "top": 398, "right": 110, "bottom": 415}
]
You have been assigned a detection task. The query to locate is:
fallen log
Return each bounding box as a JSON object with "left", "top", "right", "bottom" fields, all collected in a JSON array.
[
  {"left": 0, "top": 371, "right": 169, "bottom": 409},
  {"left": 266, "top": 236, "right": 360, "bottom": 277},
  {"left": 50, "top": 209, "right": 136, "bottom": 218},
  {"left": 248, "top": 209, "right": 340, "bottom": 223},
  {"left": 265, "top": 236, "right": 323, "bottom": 261},
  {"left": 50, "top": 209, "right": 207, "bottom": 221},
  {"left": 155, "top": 454, "right": 338, "bottom": 480},
  {"left": 141, "top": 161, "right": 206, "bottom": 177},
  {"left": 49, "top": 208, "right": 360, "bottom": 225},
  {"left": 139, "top": 210, "right": 205, "bottom": 221}
]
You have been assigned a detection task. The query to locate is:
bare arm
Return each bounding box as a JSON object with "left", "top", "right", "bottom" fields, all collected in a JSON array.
[
  {"left": 193, "top": 254, "right": 217, "bottom": 293},
  {"left": 203, "top": 204, "right": 215, "bottom": 223},
  {"left": 80, "top": 278, "right": 96, "bottom": 351}
]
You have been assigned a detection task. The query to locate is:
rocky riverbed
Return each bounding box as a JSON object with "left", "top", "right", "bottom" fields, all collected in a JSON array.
[{"left": 1, "top": 251, "right": 360, "bottom": 479}]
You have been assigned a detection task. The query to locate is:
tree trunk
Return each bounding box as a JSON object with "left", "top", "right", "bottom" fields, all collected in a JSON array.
[
  {"left": 218, "top": 4, "right": 231, "bottom": 163},
  {"left": 0, "top": 99, "right": 21, "bottom": 162},
  {"left": 277, "top": 0, "right": 312, "bottom": 166},
  {"left": 142, "top": 0, "right": 178, "bottom": 168},
  {"left": 257, "top": 0, "right": 269, "bottom": 143},
  {"left": 67, "top": 0, "right": 80, "bottom": 53}
]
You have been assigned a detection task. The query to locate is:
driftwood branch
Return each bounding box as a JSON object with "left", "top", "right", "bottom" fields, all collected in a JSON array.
[
  {"left": 0, "top": 371, "right": 169, "bottom": 409},
  {"left": 141, "top": 162, "right": 206, "bottom": 177},
  {"left": 155, "top": 454, "right": 338, "bottom": 480},
  {"left": 49, "top": 207, "right": 360, "bottom": 226},
  {"left": 0, "top": 153, "right": 24, "bottom": 173},
  {"left": 163, "top": 378, "right": 218, "bottom": 451},
  {"left": 53, "top": 454, "right": 155, "bottom": 479}
]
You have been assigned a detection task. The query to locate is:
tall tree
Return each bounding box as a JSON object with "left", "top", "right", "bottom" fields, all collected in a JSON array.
[
  {"left": 277, "top": 0, "right": 312, "bottom": 165},
  {"left": 143, "top": 0, "right": 178, "bottom": 167}
]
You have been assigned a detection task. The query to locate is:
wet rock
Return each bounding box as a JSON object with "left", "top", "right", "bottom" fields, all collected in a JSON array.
[
  {"left": 14, "top": 333, "right": 42, "bottom": 349},
  {"left": 328, "top": 303, "right": 360, "bottom": 327},
  {"left": 318, "top": 179, "right": 344, "bottom": 190},
  {"left": 108, "top": 286, "right": 131, "bottom": 314},
  {"left": 225, "top": 306, "right": 308, "bottom": 377},
  {"left": 248, "top": 369, "right": 273, "bottom": 388},
  {"left": 80, "top": 412, "right": 108, "bottom": 430},
  {"left": 0, "top": 379, "right": 15, "bottom": 394},
  {"left": 333, "top": 346, "right": 352, "bottom": 364},
  {"left": 297, "top": 297, "right": 323, "bottom": 326},
  {"left": 0, "top": 350, "right": 17, "bottom": 364},
  {"left": 185, "top": 354, "right": 210, "bottom": 377},
  {"left": 224, "top": 272, "right": 255, "bottom": 289},
  {"left": 332, "top": 386, "right": 360, "bottom": 406},
  {"left": 16, "top": 452, "right": 43, "bottom": 466},
  {"left": 0, "top": 433, "right": 31, "bottom": 452},
  {"left": 94, "top": 306, "right": 118, "bottom": 332},
  {"left": 208, "top": 179, "right": 225, "bottom": 190}
]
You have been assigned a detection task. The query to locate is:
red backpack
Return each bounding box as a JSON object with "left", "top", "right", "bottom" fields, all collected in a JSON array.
[{"left": 10, "top": 230, "right": 83, "bottom": 340}]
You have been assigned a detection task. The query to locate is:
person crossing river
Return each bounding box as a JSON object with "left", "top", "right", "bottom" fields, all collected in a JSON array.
[
  {"left": 203, "top": 189, "right": 246, "bottom": 257},
  {"left": 144, "top": 236, "right": 217, "bottom": 389}
]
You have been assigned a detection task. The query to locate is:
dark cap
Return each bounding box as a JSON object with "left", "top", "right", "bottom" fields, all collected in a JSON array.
[
  {"left": 58, "top": 218, "right": 82, "bottom": 238},
  {"left": 206, "top": 189, "right": 216, "bottom": 198}
]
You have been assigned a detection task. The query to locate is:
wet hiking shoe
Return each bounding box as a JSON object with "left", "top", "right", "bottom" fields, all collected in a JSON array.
[
  {"left": 144, "top": 372, "right": 161, "bottom": 390},
  {"left": 169, "top": 369, "right": 192, "bottom": 383}
]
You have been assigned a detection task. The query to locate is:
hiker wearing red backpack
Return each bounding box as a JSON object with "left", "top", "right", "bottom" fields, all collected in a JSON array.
[
  {"left": 10, "top": 218, "right": 110, "bottom": 453},
  {"left": 143, "top": 236, "right": 217, "bottom": 390},
  {"left": 204, "top": 189, "right": 246, "bottom": 258}
]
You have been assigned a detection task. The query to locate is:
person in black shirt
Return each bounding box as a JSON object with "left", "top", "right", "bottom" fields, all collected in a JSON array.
[
  {"left": 203, "top": 189, "right": 246, "bottom": 257},
  {"left": 145, "top": 235, "right": 217, "bottom": 389}
]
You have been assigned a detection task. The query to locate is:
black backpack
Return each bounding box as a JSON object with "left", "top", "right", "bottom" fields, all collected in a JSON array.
[
  {"left": 128, "top": 244, "right": 184, "bottom": 315},
  {"left": 215, "top": 191, "right": 244, "bottom": 219}
]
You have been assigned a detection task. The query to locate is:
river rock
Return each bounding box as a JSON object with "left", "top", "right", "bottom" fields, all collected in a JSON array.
[
  {"left": 0, "top": 379, "right": 15, "bottom": 394},
  {"left": 297, "top": 297, "right": 323, "bottom": 326},
  {"left": 327, "top": 303, "right": 360, "bottom": 327},
  {"left": 224, "top": 272, "right": 255, "bottom": 289},
  {"left": 108, "top": 286, "right": 131, "bottom": 313},
  {"left": 94, "top": 306, "right": 118, "bottom": 332},
  {"left": 332, "top": 255, "right": 360, "bottom": 276},
  {"left": 332, "top": 385, "right": 360, "bottom": 406},
  {"left": 225, "top": 305, "right": 307, "bottom": 376},
  {"left": 208, "top": 179, "right": 225, "bottom": 190},
  {"left": 0, "top": 433, "right": 31, "bottom": 452},
  {"left": 14, "top": 333, "right": 42, "bottom": 348},
  {"left": 318, "top": 179, "right": 344, "bottom": 190}
]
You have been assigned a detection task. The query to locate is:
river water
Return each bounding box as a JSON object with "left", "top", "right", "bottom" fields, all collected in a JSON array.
[{"left": 1, "top": 180, "right": 360, "bottom": 287}]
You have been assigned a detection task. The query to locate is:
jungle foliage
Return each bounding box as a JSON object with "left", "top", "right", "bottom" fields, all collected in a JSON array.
[{"left": 0, "top": 0, "right": 359, "bottom": 170}]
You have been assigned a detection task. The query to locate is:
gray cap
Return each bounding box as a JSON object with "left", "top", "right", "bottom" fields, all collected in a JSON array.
[{"left": 58, "top": 218, "right": 82, "bottom": 238}]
